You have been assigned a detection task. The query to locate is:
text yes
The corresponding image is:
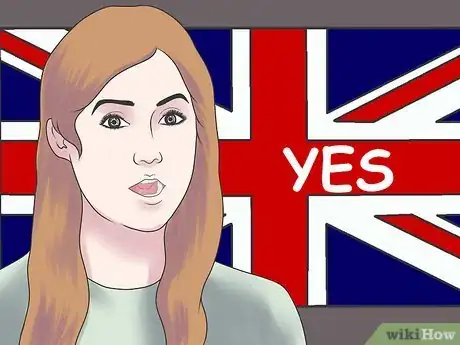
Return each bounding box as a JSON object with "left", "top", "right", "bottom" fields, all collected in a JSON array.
[{"left": 283, "top": 145, "right": 394, "bottom": 193}]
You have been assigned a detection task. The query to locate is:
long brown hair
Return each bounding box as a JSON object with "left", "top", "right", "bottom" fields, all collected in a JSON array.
[{"left": 19, "top": 6, "right": 223, "bottom": 345}]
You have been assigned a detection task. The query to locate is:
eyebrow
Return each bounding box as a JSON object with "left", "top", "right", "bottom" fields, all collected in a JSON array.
[
  {"left": 91, "top": 99, "right": 135, "bottom": 115},
  {"left": 156, "top": 93, "right": 189, "bottom": 107}
]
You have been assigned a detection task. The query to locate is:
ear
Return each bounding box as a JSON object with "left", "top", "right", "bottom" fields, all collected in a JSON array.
[{"left": 46, "top": 119, "right": 78, "bottom": 161}]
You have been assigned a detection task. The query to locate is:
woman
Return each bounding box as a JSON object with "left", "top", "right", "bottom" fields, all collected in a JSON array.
[{"left": 0, "top": 6, "right": 307, "bottom": 345}]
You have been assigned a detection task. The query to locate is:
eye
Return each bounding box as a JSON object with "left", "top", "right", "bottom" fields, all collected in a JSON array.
[
  {"left": 100, "top": 114, "right": 130, "bottom": 129},
  {"left": 159, "top": 110, "right": 186, "bottom": 126}
]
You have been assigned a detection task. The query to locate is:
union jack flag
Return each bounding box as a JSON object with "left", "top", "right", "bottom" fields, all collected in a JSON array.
[{"left": 1, "top": 28, "right": 460, "bottom": 307}]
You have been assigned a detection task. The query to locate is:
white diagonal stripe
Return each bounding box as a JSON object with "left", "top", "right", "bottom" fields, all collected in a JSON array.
[
  {"left": 307, "top": 29, "right": 460, "bottom": 140},
  {"left": 309, "top": 195, "right": 460, "bottom": 306},
  {"left": 0, "top": 50, "right": 42, "bottom": 79}
]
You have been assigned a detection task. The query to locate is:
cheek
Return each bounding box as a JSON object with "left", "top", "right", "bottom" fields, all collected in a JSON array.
[
  {"left": 72, "top": 131, "right": 133, "bottom": 191},
  {"left": 161, "top": 128, "right": 197, "bottom": 186}
]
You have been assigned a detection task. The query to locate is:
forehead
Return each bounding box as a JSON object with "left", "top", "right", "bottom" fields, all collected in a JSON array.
[{"left": 95, "top": 50, "right": 190, "bottom": 103}]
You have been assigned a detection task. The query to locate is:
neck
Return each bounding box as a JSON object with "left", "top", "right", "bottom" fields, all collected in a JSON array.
[{"left": 80, "top": 199, "right": 165, "bottom": 289}]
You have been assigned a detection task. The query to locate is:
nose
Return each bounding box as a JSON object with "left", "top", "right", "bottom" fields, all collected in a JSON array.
[{"left": 133, "top": 147, "right": 163, "bottom": 166}]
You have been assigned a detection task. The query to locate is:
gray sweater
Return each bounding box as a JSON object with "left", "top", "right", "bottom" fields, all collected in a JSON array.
[{"left": 0, "top": 255, "right": 307, "bottom": 344}]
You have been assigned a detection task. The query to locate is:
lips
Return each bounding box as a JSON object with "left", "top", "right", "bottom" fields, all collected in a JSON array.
[{"left": 129, "top": 178, "right": 165, "bottom": 198}]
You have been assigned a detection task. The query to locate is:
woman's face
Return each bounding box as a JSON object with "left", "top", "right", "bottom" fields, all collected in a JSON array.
[{"left": 71, "top": 51, "right": 197, "bottom": 231}]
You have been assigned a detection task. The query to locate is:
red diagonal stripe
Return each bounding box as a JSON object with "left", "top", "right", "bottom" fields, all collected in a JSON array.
[
  {"left": 376, "top": 214, "right": 460, "bottom": 258},
  {"left": 336, "top": 57, "right": 460, "bottom": 123},
  {"left": 0, "top": 31, "right": 49, "bottom": 69}
]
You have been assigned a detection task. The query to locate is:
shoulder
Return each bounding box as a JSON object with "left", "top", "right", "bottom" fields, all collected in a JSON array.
[
  {"left": 203, "top": 263, "right": 307, "bottom": 345},
  {"left": 0, "top": 255, "right": 30, "bottom": 345}
]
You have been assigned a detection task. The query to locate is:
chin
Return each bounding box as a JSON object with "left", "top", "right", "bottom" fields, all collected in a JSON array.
[
  {"left": 131, "top": 226, "right": 164, "bottom": 233},
  {"left": 124, "top": 221, "right": 166, "bottom": 232}
]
